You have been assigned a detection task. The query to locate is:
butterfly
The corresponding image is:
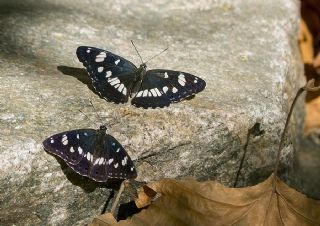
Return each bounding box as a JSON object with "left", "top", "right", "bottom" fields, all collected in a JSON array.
[
  {"left": 42, "top": 125, "right": 137, "bottom": 182},
  {"left": 76, "top": 45, "right": 206, "bottom": 108}
]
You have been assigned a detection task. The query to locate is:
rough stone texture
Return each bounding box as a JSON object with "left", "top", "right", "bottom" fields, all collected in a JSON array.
[{"left": 0, "top": 0, "right": 304, "bottom": 225}]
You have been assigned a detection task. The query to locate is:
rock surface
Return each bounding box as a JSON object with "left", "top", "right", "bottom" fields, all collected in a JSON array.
[{"left": 0, "top": 0, "right": 304, "bottom": 225}]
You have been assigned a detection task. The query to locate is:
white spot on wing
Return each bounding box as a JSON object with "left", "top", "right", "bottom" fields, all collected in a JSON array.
[
  {"left": 84, "top": 132, "right": 88, "bottom": 136},
  {"left": 178, "top": 80, "right": 185, "bottom": 86},
  {"left": 62, "top": 135, "right": 68, "bottom": 145},
  {"left": 108, "top": 158, "right": 114, "bottom": 165},
  {"left": 98, "top": 157, "right": 104, "bottom": 165},
  {"left": 150, "top": 89, "right": 157, "bottom": 97},
  {"left": 178, "top": 74, "right": 186, "bottom": 86},
  {"left": 122, "top": 87, "right": 127, "bottom": 95},
  {"left": 76, "top": 134, "right": 79, "bottom": 139},
  {"left": 114, "top": 163, "right": 119, "bottom": 168},
  {"left": 95, "top": 52, "right": 106, "bottom": 62},
  {"left": 50, "top": 138, "right": 54, "bottom": 143},
  {"left": 116, "top": 148, "right": 120, "bottom": 153},
  {"left": 114, "top": 83, "right": 120, "bottom": 89},
  {"left": 163, "top": 86, "right": 168, "bottom": 93},
  {"left": 94, "top": 158, "right": 100, "bottom": 165},
  {"left": 136, "top": 91, "right": 143, "bottom": 97},
  {"left": 164, "top": 72, "right": 169, "bottom": 78},
  {"left": 70, "top": 147, "right": 75, "bottom": 153},
  {"left": 87, "top": 152, "right": 91, "bottom": 161},
  {"left": 155, "top": 88, "right": 162, "bottom": 96},
  {"left": 131, "top": 167, "right": 134, "bottom": 171},
  {"left": 109, "top": 78, "right": 120, "bottom": 86},
  {"left": 172, "top": 87, "right": 178, "bottom": 93},
  {"left": 115, "top": 59, "right": 120, "bottom": 65},
  {"left": 121, "top": 156, "right": 128, "bottom": 166},
  {"left": 118, "top": 84, "right": 124, "bottom": 92},
  {"left": 108, "top": 77, "right": 117, "bottom": 82},
  {"left": 143, "top": 90, "right": 148, "bottom": 97},
  {"left": 106, "top": 71, "right": 112, "bottom": 77},
  {"left": 98, "top": 67, "right": 103, "bottom": 73},
  {"left": 179, "top": 74, "right": 185, "bottom": 80},
  {"left": 78, "top": 147, "right": 83, "bottom": 155}
]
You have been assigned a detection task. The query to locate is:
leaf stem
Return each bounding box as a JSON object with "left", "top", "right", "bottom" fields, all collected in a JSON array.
[
  {"left": 273, "top": 87, "right": 304, "bottom": 177},
  {"left": 273, "top": 79, "right": 320, "bottom": 180}
]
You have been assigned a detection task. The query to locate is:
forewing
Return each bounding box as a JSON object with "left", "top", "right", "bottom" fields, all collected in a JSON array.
[
  {"left": 131, "top": 69, "right": 206, "bottom": 108},
  {"left": 76, "top": 46, "right": 138, "bottom": 103},
  {"left": 89, "top": 134, "right": 137, "bottom": 181},
  {"left": 43, "top": 129, "right": 96, "bottom": 176}
]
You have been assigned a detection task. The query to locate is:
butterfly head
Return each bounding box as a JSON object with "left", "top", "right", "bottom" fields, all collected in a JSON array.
[
  {"left": 99, "top": 125, "right": 107, "bottom": 132},
  {"left": 140, "top": 63, "right": 147, "bottom": 69}
]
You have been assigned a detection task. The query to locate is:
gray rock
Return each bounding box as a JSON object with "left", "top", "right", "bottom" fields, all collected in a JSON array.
[{"left": 0, "top": 0, "right": 304, "bottom": 225}]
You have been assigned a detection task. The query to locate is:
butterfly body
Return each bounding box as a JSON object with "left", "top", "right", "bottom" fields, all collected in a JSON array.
[
  {"left": 128, "top": 63, "right": 147, "bottom": 97},
  {"left": 77, "top": 46, "right": 206, "bottom": 108},
  {"left": 43, "top": 125, "right": 137, "bottom": 182}
]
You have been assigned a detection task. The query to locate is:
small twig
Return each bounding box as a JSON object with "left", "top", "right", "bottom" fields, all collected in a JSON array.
[
  {"left": 110, "top": 181, "right": 126, "bottom": 217},
  {"left": 272, "top": 79, "right": 320, "bottom": 189}
]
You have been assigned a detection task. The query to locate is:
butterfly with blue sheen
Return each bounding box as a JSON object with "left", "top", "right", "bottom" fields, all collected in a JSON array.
[
  {"left": 42, "top": 125, "right": 137, "bottom": 182},
  {"left": 76, "top": 45, "right": 206, "bottom": 109}
]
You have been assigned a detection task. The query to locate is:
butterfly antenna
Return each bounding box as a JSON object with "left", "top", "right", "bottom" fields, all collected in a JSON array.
[
  {"left": 131, "top": 40, "right": 144, "bottom": 64},
  {"left": 145, "top": 46, "right": 169, "bottom": 64},
  {"left": 89, "top": 100, "right": 104, "bottom": 126},
  {"left": 78, "top": 109, "right": 99, "bottom": 128}
]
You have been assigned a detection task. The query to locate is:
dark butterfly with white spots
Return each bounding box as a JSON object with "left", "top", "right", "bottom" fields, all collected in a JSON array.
[
  {"left": 42, "top": 125, "right": 137, "bottom": 182},
  {"left": 76, "top": 46, "right": 206, "bottom": 109}
]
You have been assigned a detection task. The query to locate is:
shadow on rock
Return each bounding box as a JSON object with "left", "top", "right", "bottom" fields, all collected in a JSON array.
[
  {"left": 53, "top": 155, "right": 123, "bottom": 193},
  {"left": 0, "top": 1, "right": 71, "bottom": 61},
  {"left": 117, "top": 201, "right": 144, "bottom": 221},
  {"left": 57, "top": 65, "right": 100, "bottom": 96}
]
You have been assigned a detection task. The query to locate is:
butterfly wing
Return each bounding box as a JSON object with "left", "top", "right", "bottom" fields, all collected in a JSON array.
[
  {"left": 89, "top": 134, "right": 137, "bottom": 182},
  {"left": 76, "top": 46, "right": 138, "bottom": 103},
  {"left": 42, "top": 129, "right": 96, "bottom": 176},
  {"left": 131, "top": 69, "right": 206, "bottom": 108},
  {"left": 43, "top": 129, "right": 137, "bottom": 182}
]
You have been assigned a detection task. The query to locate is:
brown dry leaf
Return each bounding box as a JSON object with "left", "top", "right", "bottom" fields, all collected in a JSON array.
[
  {"left": 88, "top": 213, "right": 118, "bottom": 226},
  {"left": 300, "top": 2, "right": 320, "bottom": 135},
  {"left": 299, "top": 19, "right": 314, "bottom": 64},
  {"left": 305, "top": 97, "right": 320, "bottom": 135},
  {"left": 90, "top": 174, "right": 320, "bottom": 226},
  {"left": 135, "top": 185, "right": 158, "bottom": 208}
]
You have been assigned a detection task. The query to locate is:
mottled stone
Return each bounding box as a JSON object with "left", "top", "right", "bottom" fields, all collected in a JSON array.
[{"left": 0, "top": 0, "right": 304, "bottom": 225}]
